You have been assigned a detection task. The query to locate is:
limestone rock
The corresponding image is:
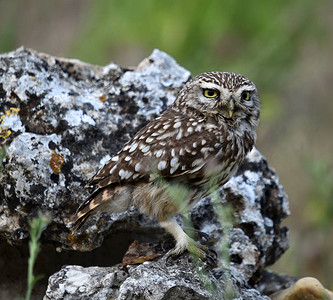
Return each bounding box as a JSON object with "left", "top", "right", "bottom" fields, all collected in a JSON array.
[{"left": 44, "top": 258, "right": 271, "bottom": 300}]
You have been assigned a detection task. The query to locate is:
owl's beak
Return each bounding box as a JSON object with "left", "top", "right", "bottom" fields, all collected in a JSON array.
[
  {"left": 218, "top": 97, "right": 235, "bottom": 118},
  {"left": 227, "top": 98, "right": 235, "bottom": 118}
]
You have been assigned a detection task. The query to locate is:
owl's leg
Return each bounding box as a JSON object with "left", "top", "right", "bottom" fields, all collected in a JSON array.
[{"left": 159, "top": 218, "right": 216, "bottom": 263}]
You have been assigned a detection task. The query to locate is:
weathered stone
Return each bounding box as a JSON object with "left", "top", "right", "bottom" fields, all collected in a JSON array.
[
  {"left": 44, "top": 258, "right": 271, "bottom": 300},
  {"left": 0, "top": 47, "right": 290, "bottom": 299}
]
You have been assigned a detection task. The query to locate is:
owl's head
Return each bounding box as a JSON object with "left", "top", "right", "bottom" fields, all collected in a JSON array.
[{"left": 174, "top": 72, "right": 260, "bottom": 128}]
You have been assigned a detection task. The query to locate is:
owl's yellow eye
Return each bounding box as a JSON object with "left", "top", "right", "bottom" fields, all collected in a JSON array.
[
  {"left": 203, "top": 89, "right": 219, "bottom": 98},
  {"left": 241, "top": 91, "right": 251, "bottom": 101}
]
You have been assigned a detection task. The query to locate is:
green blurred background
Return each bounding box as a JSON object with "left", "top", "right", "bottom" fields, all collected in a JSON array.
[{"left": 1, "top": 0, "right": 332, "bottom": 289}]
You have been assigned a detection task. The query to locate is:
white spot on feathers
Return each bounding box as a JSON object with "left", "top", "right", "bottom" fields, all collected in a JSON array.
[
  {"left": 170, "top": 157, "right": 179, "bottom": 167},
  {"left": 146, "top": 137, "right": 154, "bottom": 143},
  {"left": 109, "top": 165, "right": 117, "bottom": 174},
  {"left": 119, "top": 169, "right": 133, "bottom": 180},
  {"left": 158, "top": 161, "right": 167, "bottom": 170},
  {"left": 173, "top": 121, "right": 181, "bottom": 128},
  {"left": 129, "top": 142, "right": 139, "bottom": 152},
  {"left": 141, "top": 145, "right": 150, "bottom": 153},
  {"left": 170, "top": 166, "right": 178, "bottom": 175},
  {"left": 155, "top": 149, "right": 163, "bottom": 158},
  {"left": 135, "top": 163, "right": 141, "bottom": 172},
  {"left": 192, "top": 159, "right": 203, "bottom": 167},
  {"left": 111, "top": 156, "right": 119, "bottom": 162},
  {"left": 176, "top": 129, "right": 183, "bottom": 140}
]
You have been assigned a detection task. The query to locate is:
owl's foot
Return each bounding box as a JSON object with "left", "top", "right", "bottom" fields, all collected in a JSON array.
[
  {"left": 166, "top": 239, "right": 217, "bottom": 266},
  {"left": 159, "top": 218, "right": 217, "bottom": 266}
]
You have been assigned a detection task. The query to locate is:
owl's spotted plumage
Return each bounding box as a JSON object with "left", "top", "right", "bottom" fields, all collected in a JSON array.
[{"left": 73, "top": 71, "right": 260, "bottom": 259}]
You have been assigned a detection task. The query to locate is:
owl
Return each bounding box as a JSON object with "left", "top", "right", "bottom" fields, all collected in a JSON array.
[{"left": 73, "top": 71, "right": 260, "bottom": 260}]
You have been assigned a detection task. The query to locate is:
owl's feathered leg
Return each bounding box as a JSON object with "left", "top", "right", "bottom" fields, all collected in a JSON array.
[{"left": 159, "top": 218, "right": 217, "bottom": 264}]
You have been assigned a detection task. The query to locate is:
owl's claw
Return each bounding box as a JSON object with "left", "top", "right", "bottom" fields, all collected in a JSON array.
[
  {"left": 164, "top": 239, "right": 217, "bottom": 267},
  {"left": 159, "top": 219, "right": 217, "bottom": 266}
]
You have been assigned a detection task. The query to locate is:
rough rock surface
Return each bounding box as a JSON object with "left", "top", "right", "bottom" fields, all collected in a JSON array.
[
  {"left": 0, "top": 48, "right": 290, "bottom": 299},
  {"left": 44, "top": 259, "right": 270, "bottom": 300}
]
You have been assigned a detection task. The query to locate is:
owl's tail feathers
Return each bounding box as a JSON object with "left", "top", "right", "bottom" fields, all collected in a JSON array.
[{"left": 71, "top": 185, "right": 133, "bottom": 233}]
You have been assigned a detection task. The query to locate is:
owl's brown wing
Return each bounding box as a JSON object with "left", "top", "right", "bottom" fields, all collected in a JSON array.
[{"left": 85, "top": 108, "right": 223, "bottom": 189}]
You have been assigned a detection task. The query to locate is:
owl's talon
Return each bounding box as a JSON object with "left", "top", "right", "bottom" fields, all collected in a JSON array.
[
  {"left": 188, "top": 241, "right": 218, "bottom": 266},
  {"left": 197, "top": 231, "right": 210, "bottom": 242},
  {"left": 163, "top": 238, "right": 217, "bottom": 267}
]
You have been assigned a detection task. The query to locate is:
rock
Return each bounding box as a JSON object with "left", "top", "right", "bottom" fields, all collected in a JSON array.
[
  {"left": 0, "top": 47, "right": 290, "bottom": 299},
  {"left": 44, "top": 265, "right": 128, "bottom": 300},
  {"left": 257, "top": 270, "right": 298, "bottom": 296},
  {"left": 44, "top": 259, "right": 271, "bottom": 300}
]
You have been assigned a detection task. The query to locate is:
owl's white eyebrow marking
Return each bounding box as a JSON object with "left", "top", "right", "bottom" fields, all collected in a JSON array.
[
  {"left": 157, "top": 161, "right": 167, "bottom": 170},
  {"left": 200, "top": 82, "right": 220, "bottom": 90},
  {"left": 235, "top": 84, "right": 255, "bottom": 95}
]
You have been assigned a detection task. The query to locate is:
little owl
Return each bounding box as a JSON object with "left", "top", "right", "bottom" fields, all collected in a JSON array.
[{"left": 73, "top": 71, "right": 260, "bottom": 260}]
